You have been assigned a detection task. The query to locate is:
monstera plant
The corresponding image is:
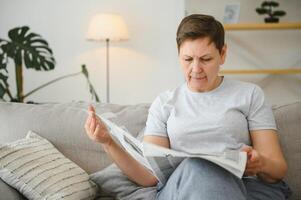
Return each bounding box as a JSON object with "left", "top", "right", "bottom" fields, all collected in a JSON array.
[{"left": 0, "top": 26, "right": 99, "bottom": 102}]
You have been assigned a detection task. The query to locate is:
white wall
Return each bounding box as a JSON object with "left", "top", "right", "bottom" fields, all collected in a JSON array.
[
  {"left": 0, "top": 0, "right": 185, "bottom": 104},
  {"left": 1, "top": 0, "right": 300, "bottom": 105}
]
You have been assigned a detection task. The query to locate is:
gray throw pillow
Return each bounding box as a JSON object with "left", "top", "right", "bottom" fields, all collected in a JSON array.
[
  {"left": 90, "top": 164, "right": 157, "bottom": 200},
  {"left": 89, "top": 128, "right": 157, "bottom": 200}
]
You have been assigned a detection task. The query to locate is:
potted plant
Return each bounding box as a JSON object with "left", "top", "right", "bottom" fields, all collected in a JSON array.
[
  {"left": 256, "top": 1, "right": 286, "bottom": 23},
  {"left": 0, "top": 26, "right": 99, "bottom": 103}
]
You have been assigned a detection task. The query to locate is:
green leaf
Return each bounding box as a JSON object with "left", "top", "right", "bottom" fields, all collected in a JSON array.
[
  {"left": 8, "top": 26, "right": 29, "bottom": 42},
  {"left": 270, "top": 1, "right": 279, "bottom": 7},
  {"left": 273, "top": 10, "right": 286, "bottom": 17},
  {"left": 5, "top": 26, "right": 55, "bottom": 71},
  {"left": 0, "top": 58, "right": 7, "bottom": 70},
  {"left": 0, "top": 72, "right": 8, "bottom": 98},
  {"left": 0, "top": 49, "right": 8, "bottom": 70},
  {"left": 0, "top": 73, "right": 8, "bottom": 81},
  {"left": 256, "top": 8, "right": 268, "bottom": 15},
  {"left": 0, "top": 83, "right": 6, "bottom": 98},
  {"left": 81, "top": 64, "right": 100, "bottom": 102},
  {"left": 2, "top": 43, "right": 15, "bottom": 58},
  {"left": 24, "top": 32, "right": 40, "bottom": 42},
  {"left": 262, "top": 1, "right": 279, "bottom": 7},
  {"left": 14, "top": 49, "right": 22, "bottom": 65},
  {"left": 29, "top": 39, "right": 48, "bottom": 45},
  {"left": 261, "top": 1, "right": 270, "bottom": 7},
  {"left": 81, "top": 64, "right": 88, "bottom": 77},
  {"left": 32, "top": 45, "right": 53, "bottom": 54}
]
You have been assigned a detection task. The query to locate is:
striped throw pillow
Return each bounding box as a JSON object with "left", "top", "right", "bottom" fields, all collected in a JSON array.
[{"left": 0, "top": 131, "right": 98, "bottom": 200}]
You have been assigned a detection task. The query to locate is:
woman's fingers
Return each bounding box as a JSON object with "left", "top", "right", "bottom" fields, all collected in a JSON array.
[
  {"left": 250, "top": 150, "right": 260, "bottom": 162},
  {"left": 88, "top": 104, "right": 96, "bottom": 113},
  {"left": 246, "top": 150, "right": 260, "bottom": 167},
  {"left": 246, "top": 163, "right": 260, "bottom": 170},
  {"left": 90, "top": 114, "right": 97, "bottom": 133},
  {"left": 85, "top": 115, "right": 92, "bottom": 133},
  {"left": 241, "top": 145, "right": 252, "bottom": 153},
  {"left": 94, "top": 124, "right": 101, "bottom": 137},
  {"left": 241, "top": 145, "right": 253, "bottom": 160},
  {"left": 88, "top": 105, "right": 101, "bottom": 134},
  {"left": 245, "top": 163, "right": 260, "bottom": 175},
  {"left": 244, "top": 169, "right": 257, "bottom": 176},
  {"left": 244, "top": 148, "right": 263, "bottom": 176},
  {"left": 85, "top": 105, "right": 111, "bottom": 144},
  {"left": 245, "top": 164, "right": 260, "bottom": 173}
]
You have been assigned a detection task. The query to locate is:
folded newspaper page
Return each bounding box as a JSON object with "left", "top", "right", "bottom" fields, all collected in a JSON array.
[
  {"left": 143, "top": 142, "right": 247, "bottom": 184},
  {"left": 90, "top": 111, "right": 247, "bottom": 185}
]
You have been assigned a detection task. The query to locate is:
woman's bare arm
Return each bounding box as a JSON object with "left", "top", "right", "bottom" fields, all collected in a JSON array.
[
  {"left": 102, "top": 139, "right": 158, "bottom": 187},
  {"left": 143, "top": 135, "right": 170, "bottom": 148},
  {"left": 85, "top": 105, "right": 169, "bottom": 187},
  {"left": 243, "top": 129, "right": 287, "bottom": 183}
]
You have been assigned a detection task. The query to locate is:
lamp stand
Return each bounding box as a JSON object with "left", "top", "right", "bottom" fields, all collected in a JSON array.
[{"left": 106, "top": 38, "right": 110, "bottom": 103}]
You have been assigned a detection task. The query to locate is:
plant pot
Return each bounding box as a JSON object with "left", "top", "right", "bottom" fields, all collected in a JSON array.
[{"left": 264, "top": 17, "right": 279, "bottom": 23}]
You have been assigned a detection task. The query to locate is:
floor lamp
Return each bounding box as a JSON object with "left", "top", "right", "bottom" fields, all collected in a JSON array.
[{"left": 86, "top": 14, "right": 129, "bottom": 103}]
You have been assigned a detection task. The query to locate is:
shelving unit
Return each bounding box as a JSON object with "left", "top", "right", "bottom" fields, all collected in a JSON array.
[
  {"left": 221, "top": 23, "right": 301, "bottom": 75},
  {"left": 220, "top": 69, "right": 301, "bottom": 75},
  {"left": 224, "top": 22, "right": 301, "bottom": 30}
]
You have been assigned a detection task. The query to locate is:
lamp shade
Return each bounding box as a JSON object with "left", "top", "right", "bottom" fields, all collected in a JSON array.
[{"left": 86, "top": 14, "right": 129, "bottom": 42}]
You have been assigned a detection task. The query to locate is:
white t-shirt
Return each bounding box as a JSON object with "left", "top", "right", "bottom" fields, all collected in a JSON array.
[{"left": 144, "top": 77, "right": 276, "bottom": 154}]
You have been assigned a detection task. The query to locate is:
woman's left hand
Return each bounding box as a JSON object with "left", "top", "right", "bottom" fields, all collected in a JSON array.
[{"left": 241, "top": 145, "right": 264, "bottom": 176}]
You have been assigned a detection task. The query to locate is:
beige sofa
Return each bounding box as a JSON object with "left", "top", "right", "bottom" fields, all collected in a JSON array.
[{"left": 0, "top": 101, "right": 300, "bottom": 200}]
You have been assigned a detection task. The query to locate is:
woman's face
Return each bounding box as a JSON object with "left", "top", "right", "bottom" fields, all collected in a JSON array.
[{"left": 179, "top": 37, "right": 227, "bottom": 92}]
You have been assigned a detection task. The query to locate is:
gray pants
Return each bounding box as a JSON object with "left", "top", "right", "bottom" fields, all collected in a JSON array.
[{"left": 156, "top": 158, "right": 291, "bottom": 200}]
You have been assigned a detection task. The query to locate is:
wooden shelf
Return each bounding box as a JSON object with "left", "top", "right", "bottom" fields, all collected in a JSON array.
[
  {"left": 220, "top": 69, "right": 301, "bottom": 75},
  {"left": 223, "top": 24, "right": 301, "bottom": 75},
  {"left": 224, "top": 23, "right": 301, "bottom": 30}
]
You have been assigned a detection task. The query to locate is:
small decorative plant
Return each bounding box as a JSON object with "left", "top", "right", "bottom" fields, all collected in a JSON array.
[
  {"left": 0, "top": 26, "right": 99, "bottom": 103},
  {"left": 256, "top": 1, "right": 286, "bottom": 23}
]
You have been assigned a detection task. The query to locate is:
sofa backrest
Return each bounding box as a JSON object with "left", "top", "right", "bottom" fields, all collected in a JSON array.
[{"left": 0, "top": 102, "right": 149, "bottom": 174}]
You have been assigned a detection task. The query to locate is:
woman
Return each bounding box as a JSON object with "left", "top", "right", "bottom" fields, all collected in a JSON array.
[{"left": 85, "top": 14, "right": 291, "bottom": 200}]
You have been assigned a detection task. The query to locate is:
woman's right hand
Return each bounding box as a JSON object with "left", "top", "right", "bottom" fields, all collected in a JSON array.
[{"left": 84, "top": 105, "right": 112, "bottom": 145}]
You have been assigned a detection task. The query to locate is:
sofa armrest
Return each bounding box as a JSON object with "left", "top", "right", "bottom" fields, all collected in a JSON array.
[{"left": 273, "top": 101, "right": 301, "bottom": 200}]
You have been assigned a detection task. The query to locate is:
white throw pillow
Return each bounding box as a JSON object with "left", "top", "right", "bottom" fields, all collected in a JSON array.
[{"left": 0, "top": 131, "right": 98, "bottom": 200}]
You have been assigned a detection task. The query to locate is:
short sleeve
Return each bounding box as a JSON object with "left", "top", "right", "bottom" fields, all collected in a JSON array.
[
  {"left": 247, "top": 85, "right": 277, "bottom": 131},
  {"left": 144, "top": 94, "right": 170, "bottom": 137}
]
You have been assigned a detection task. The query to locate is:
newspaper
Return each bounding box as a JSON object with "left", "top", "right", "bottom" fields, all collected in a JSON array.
[{"left": 91, "top": 111, "right": 247, "bottom": 185}]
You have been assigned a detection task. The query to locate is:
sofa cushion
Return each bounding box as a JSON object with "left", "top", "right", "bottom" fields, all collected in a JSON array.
[
  {"left": 90, "top": 164, "right": 156, "bottom": 200},
  {"left": 272, "top": 102, "right": 301, "bottom": 200},
  {"left": 0, "top": 102, "right": 150, "bottom": 174},
  {"left": 90, "top": 128, "right": 157, "bottom": 200},
  {"left": 0, "top": 131, "right": 98, "bottom": 200}
]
